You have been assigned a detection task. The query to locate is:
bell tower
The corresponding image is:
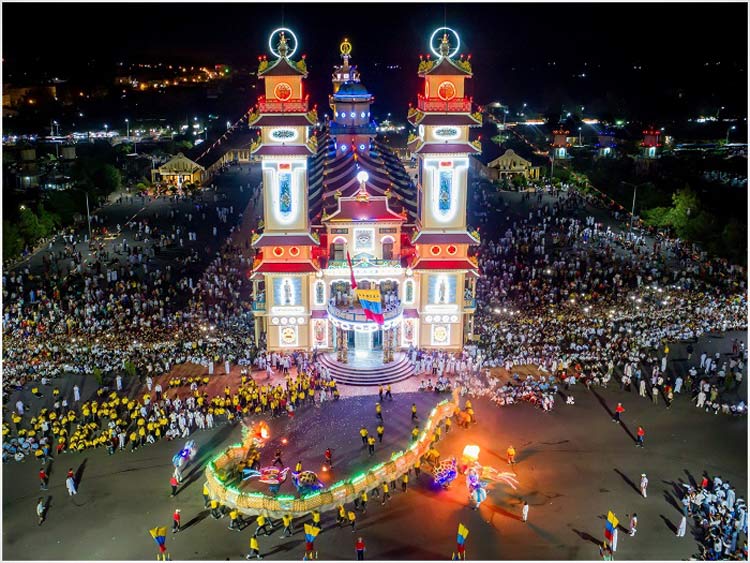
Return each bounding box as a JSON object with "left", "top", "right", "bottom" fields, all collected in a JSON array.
[
  {"left": 248, "top": 28, "right": 320, "bottom": 353},
  {"left": 407, "top": 28, "right": 481, "bottom": 350}
]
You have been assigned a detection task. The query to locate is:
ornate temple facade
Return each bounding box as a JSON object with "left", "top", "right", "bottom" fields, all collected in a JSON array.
[{"left": 249, "top": 30, "right": 480, "bottom": 366}]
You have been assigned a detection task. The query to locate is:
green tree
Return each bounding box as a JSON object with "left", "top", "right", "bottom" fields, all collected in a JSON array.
[
  {"left": 641, "top": 206, "right": 671, "bottom": 228},
  {"left": 96, "top": 164, "right": 122, "bottom": 195},
  {"left": 666, "top": 186, "right": 701, "bottom": 236},
  {"left": 17, "top": 207, "right": 43, "bottom": 244},
  {"left": 2, "top": 220, "right": 24, "bottom": 257},
  {"left": 511, "top": 174, "right": 528, "bottom": 190},
  {"left": 36, "top": 204, "right": 60, "bottom": 237}
]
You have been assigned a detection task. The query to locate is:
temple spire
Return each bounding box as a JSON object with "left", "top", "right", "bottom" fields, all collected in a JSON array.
[
  {"left": 439, "top": 33, "right": 451, "bottom": 57},
  {"left": 277, "top": 31, "right": 289, "bottom": 58}
]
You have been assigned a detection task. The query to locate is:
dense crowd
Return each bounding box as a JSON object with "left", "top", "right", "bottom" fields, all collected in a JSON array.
[
  {"left": 677, "top": 472, "right": 748, "bottom": 560},
  {"left": 469, "top": 187, "right": 747, "bottom": 416},
  {"left": 3, "top": 361, "right": 339, "bottom": 463}
]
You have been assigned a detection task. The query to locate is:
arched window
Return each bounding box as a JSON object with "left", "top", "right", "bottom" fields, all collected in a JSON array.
[{"left": 382, "top": 237, "right": 394, "bottom": 260}]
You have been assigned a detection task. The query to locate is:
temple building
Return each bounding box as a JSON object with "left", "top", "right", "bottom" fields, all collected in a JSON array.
[
  {"left": 486, "top": 149, "right": 541, "bottom": 180},
  {"left": 248, "top": 30, "right": 480, "bottom": 383},
  {"left": 151, "top": 152, "right": 206, "bottom": 187}
]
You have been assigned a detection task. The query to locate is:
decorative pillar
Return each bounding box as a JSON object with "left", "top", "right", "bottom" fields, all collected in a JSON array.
[{"left": 341, "top": 330, "right": 348, "bottom": 363}]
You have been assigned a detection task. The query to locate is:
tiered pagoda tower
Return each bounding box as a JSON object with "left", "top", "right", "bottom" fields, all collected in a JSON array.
[
  {"left": 407, "top": 29, "right": 481, "bottom": 349},
  {"left": 248, "top": 29, "right": 319, "bottom": 350}
]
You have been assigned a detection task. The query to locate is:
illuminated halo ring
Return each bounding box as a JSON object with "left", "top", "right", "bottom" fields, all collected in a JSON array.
[
  {"left": 340, "top": 38, "right": 352, "bottom": 56},
  {"left": 429, "top": 27, "right": 460, "bottom": 59},
  {"left": 268, "top": 27, "right": 298, "bottom": 59}
]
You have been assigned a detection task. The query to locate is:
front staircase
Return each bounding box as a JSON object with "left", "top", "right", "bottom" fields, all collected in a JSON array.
[{"left": 318, "top": 353, "right": 416, "bottom": 386}]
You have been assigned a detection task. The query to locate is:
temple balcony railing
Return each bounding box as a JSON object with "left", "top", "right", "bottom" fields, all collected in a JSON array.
[
  {"left": 252, "top": 298, "right": 266, "bottom": 312},
  {"left": 327, "top": 302, "right": 402, "bottom": 324},
  {"left": 256, "top": 96, "right": 309, "bottom": 113},
  {"left": 463, "top": 297, "right": 476, "bottom": 310},
  {"left": 416, "top": 94, "right": 472, "bottom": 113},
  {"left": 326, "top": 259, "right": 402, "bottom": 270}
]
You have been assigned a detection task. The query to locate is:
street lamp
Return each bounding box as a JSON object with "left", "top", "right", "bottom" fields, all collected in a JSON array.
[
  {"left": 726, "top": 125, "right": 736, "bottom": 144},
  {"left": 578, "top": 127, "right": 582, "bottom": 146},
  {"left": 125, "top": 118, "right": 130, "bottom": 139}
]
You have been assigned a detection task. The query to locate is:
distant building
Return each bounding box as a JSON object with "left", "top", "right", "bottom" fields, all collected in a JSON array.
[
  {"left": 596, "top": 132, "right": 616, "bottom": 158},
  {"left": 551, "top": 129, "right": 570, "bottom": 159},
  {"left": 486, "top": 149, "right": 540, "bottom": 180},
  {"left": 151, "top": 152, "right": 205, "bottom": 186},
  {"left": 641, "top": 129, "right": 661, "bottom": 159}
]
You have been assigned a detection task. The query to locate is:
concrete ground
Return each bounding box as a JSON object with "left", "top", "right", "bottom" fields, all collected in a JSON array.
[{"left": 3, "top": 345, "right": 746, "bottom": 560}]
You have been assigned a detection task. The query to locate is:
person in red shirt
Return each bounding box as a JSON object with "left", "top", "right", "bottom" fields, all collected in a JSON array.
[
  {"left": 172, "top": 509, "right": 181, "bottom": 533},
  {"left": 170, "top": 476, "right": 179, "bottom": 497},
  {"left": 66, "top": 468, "right": 74, "bottom": 480},
  {"left": 636, "top": 426, "right": 645, "bottom": 447},
  {"left": 324, "top": 448, "right": 333, "bottom": 468},
  {"left": 355, "top": 537, "right": 366, "bottom": 560},
  {"left": 39, "top": 468, "right": 48, "bottom": 490},
  {"left": 613, "top": 403, "right": 625, "bottom": 424}
]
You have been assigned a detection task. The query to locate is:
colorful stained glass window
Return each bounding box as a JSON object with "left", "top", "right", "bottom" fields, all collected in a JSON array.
[
  {"left": 279, "top": 172, "right": 292, "bottom": 216},
  {"left": 438, "top": 170, "right": 452, "bottom": 214}
]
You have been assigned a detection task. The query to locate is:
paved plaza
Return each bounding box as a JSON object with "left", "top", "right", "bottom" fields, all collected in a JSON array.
[{"left": 2, "top": 329, "right": 746, "bottom": 560}]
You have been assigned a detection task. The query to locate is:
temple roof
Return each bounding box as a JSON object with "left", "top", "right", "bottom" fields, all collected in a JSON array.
[
  {"left": 308, "top": 131, "right": 418, "bottom": 223},
  {"left": 325, "top": 196, "right": 405, "bottom": 223},
  {"left": 259, "top": 57, "right": 307, "bottom": 77},
  {"left": 419, "top": 57, "right": 472, "bottom": 77}
]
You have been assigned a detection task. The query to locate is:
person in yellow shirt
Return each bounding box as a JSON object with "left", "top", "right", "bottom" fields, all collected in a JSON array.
[
  {"left": 375, "top": 403, "right": 382, "bottom": 421},
  {"left": 311, "top": 510, "right": 321, "bottom": 527},
  {"left": 129, "top": 431, "right": 138, "bottom": 452},
  {"left": 295, "top": 460, "right": 303, "bottom": 472},
  {"left": 411, "top": 426, "right": 419, "bottom": 441},
  {"left": 444, "top": 417, "right": 452, "bottom": 433},
  {"left": 376, "top": 424, "right": 384, "bottom": 443},
  {"left": 347, "top": 510, "right": 356, "bottom": 532},
  {"left": 359, "top": 490, "right": 368, "bottom": 513},
  {"left": 337, "top": 505, "right": 347, "bottom": 527},
  {"left": 254, "top": 514, "right": 271, "bottom": 536},
  {"left": 228, "top": 508, "right": 242, "bottom": 531},
  {"left": 367, "top": 435, "right": 376, "bottom": 456},
  {"left": 210, "top": 499, "right": 221, "bottom": 519},
  {"left": 248, "top": 535, "right": 261, "bottom": 559},
  {"left": 411, "top": 403, "right": 418, "bottom": 421},
  {"left": 381, "top": 482, "right": 391, "bottom": 505},
  {"left": 359, "top": 427, "right": 368, "bottom": 446},
  {"left": 280, "top": 514, "right": 294, "bottom": 537},
  {"left": 402, "top": 473, "right": 409, "bottom": 493}
]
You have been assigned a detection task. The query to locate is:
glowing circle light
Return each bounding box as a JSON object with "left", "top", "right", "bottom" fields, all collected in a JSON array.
[
  {"left": 356, "top": 171, "right": 369, "bottom": 184},
  {"left": 268, "top": 28, "right": 298, "bottom": 59},
  {"left": 429, "top": 27, "right": 460, "bottom": 59}
]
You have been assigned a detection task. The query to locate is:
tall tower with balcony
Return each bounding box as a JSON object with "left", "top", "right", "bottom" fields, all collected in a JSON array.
[
  {"left": 551, "top": 128, "right": 570, "bottom": 159},
  {"left": 248, "top": 29, "right": 319, "bottom": 351},
  {"left": 407, "top": 28, "right": 481, "bottom": 350},
  {"left": 641, "top": 128, "right": 661, "bottom": 159}
]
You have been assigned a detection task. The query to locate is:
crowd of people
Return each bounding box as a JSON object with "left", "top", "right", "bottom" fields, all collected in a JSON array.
[
  {"left": 467, "top": 186, "right": 747, "bottom": 418},
  {"left": 677, "top": 472, "right": 748, "bottom": 560}
]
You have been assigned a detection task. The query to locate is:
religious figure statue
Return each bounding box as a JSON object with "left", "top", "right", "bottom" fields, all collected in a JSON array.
[
  {"left": 283, "top": 280, "right": 292, "bottom": 305},
  {"left": 438, "top": 279, "right": 447, "bottom": 304}
]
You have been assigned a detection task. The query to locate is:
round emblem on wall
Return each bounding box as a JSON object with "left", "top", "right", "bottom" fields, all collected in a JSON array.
[
  {"left": 281, "top": 326, "right": 296, "bottom": 344},
  {"left": 289, "top": 246, "right": 300, "bottom": 257},
  {"left": 274, "top": 82, "right": 293, "bottom": 101},
  {"left": 273, "top": 247, "right": 284, "bottom": 257},
  {"left": 433, "top": 325, "right": 448, "bottom": 344},
  {"left": 446, "top": 244, "right": 457, "bottom": 255},
  {"left": 430, "top": 245, "right": 441, "bottom": 256},
  {"left": 437, "top": 81, "right": 456, "bottom": 101}
]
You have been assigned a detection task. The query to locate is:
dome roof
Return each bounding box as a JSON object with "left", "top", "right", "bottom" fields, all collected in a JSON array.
[{"left": 334, "top": 81, "right": 371, "bottom": 98}]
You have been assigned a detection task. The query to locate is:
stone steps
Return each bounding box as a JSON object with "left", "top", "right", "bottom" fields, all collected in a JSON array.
[{"left": 319, "top": 354, "right": 416, "bottom": 386}]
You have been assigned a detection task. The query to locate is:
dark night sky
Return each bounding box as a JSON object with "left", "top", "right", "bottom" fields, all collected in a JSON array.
[{"left": 3, "top": 2, "right": 748, "bottom": 120}]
